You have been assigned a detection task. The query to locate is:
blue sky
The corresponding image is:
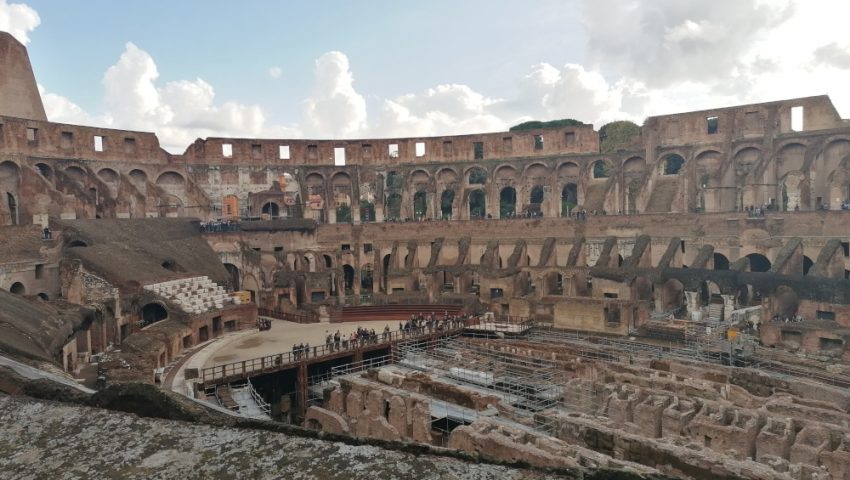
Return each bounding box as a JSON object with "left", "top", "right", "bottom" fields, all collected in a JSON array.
[{"left": 4, "top": 0, "right": 850, "bottom": 152}]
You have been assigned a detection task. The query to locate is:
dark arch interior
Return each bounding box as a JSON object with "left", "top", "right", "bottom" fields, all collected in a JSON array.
[
  {"left": 10, "top": 282, "right": 25, "bottom": 295},
  {"left": 413, "top": 191, "right": 427, "bottom": 220},
  {"left": 469, "top": 190, "right": 485, "bottom": 219},
  {"left": 664, "top": 154, "right": 685, "bottom": 175},
  {"left": 746, "top": 253, "right": 772, "bottom": 273},
  {"left": 68, "top": 240, "right": 88, "bottom": 248},
  {"left": 224, "top": 263, "right": 240, "bottom": 290},
  {"left": 500, "top": 187, "right": 516, "bottom": 218},
  {"left": 343, "top": 265, "right": 355, "bottom": 293},
  {"left": 592, "top": 161, "right": 609, "bottom": 179},
  {"left": 386, "top": 193, "right": 402, "bottom": 220},
  {"left": 803, "top": 255, "right": 814, "bottom": 275},
  {"left": 440, "top": 190, "right": 455, "bottom": 220},
  {"left": 262, "top": 201, "right": 280, "bottom": 218},
  {"left": 561, "top": 183, "right": 578, "bottom": 217},
  {"left": 141, "top": 303, "right": 168, "bottom": 327},
  {"left": 713, "top": 253, "right": 730, "bottom": 270}
]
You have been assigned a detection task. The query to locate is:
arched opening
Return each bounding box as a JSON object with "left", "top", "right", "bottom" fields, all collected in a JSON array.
[
  {"left": 68, "top": 240, "right": 88, "bottom": 248},
  {"left": 35, "top": 163, "right": 53, "bottom": 179},
  {"left": 323, "top": 255, "right": 333, "bottom": 269},
  {"left": 382, "top": 254, "right": 391, "bottom": 293},
  {"left": 469, "top": 190, "right": 486, "bottom": 219},
  {"left": 37, "top": 293, "right": 49, "bottom": 301},
  {"left": 359, "top": 200, "right": 375, "bottom": 222},
  {"left": 413, "top": 191, "right": 427, "bottom": 220},
  {"left": 663, "top": 154, "right": 685, "bottom": 175},
  {"left": 500, "top": 187, "right": 516, "bottom": 218},
  {"left": 468, "top": 167, "right": 487, "bottom": 185},
  {"left": 745, "top": 253, "right": 771, "bottom": 273},
  {"left": 156, "top": 171, "right": 185, "bottom": 186},
  {"left": 592, "top": 160, "right": 610, "bottom": 179},
  {"left": 9, "top": 282, "right": 25, "bottom": 295},
  {"left": 342, "top": 265, "right": 355, "bottom": 294},
  {"left": 335, "top": 203, "right": 351, "bottom": 223},
  {"left": 224, "top": 263, "right": 240, "bottom": 290},
  {"left": 529, "top": 185, "right": 544, "bottom": 216},
  {"left": 803, "top": 255, "right": 814, "bottom": 276},
  {"left": 561, "top": 183, "right": 578, "bottom": 217},
  {"left": 98, "top": 168, "right": 119, "bottom": 183},
  {"left": 262, "top": 202, "right": 280, "bottom": 218},
  {"left": 662, "top": 279, "right": 685, "bottom": 312},
  {"left": 386, "top": 171, "right": 404, "bottom": 189},
  {"left": 129, "top": 169, "right": 147, "bottom": 185},
  {"left": 140, "top": 303, "right": 168, "bottom": 328},
  {"left": 360, "top": 266, "right": 373, "bottom": 293},
  {"left": 440, "top": 190, "right": 454, "bottom": 220},
  {"left": 713, "top": 253, "right": 730, "bottom": 270},
  {"left": 386, "top": 193, "right": 402, "bottom": 221},
  {"left": 6, "top": 193, "right": 17, "bottom": 225}
]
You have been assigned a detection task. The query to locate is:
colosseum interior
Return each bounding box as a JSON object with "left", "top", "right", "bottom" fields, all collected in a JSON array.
[{"left": 3, "top": 29, "right": 850, "bottom": 479}]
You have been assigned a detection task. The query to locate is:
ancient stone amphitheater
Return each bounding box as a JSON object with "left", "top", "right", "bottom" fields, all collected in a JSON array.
[{"left": 2, "top": 30, "right": 850, "bottom": 479}]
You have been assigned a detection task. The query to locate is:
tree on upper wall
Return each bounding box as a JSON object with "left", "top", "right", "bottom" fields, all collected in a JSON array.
[
  {"left": 599, "top": 121, "right": 641, "bottom": 153},
  {"left": 336, "top": 203, "right": 352, "bottom": 222},
  {"left": 509, "top": 118, "right": 586, "bottom": 131}
]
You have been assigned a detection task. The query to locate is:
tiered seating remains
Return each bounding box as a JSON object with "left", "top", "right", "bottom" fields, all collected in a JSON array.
[{"left": 143, "top": 276, "right": 233, "bottom": 314}]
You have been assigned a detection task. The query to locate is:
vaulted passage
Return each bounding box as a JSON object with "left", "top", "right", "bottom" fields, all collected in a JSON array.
[
  {"left": 561, "top": 183, "right": 577, "bottom": 217},
  {"left": 469, "top": 190, "right": 485, "bottom": 219},
  {"left": 440, "top": 190, "right": 454, "bottom": 220},
  {"left": 500, "top": 187, "right": 516, "bottom": 218}
]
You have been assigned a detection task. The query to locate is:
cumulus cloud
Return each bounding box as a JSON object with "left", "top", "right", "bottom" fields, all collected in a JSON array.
[
  {"left": 375, "top": 84, "right": 506, "bottom": 137},
  {"left": 582, "top": 0, "right": 794, "bottom": 88},
  {"left": 268, "top": 66, "right": 282, "bottom": 79},
  {"left": 302, "top": 51, "right": 368, "bottom": 138},
  {"left": 813, "top": 43, "right": 850, "bottom": 69},
  {"left": 0, "top": 0, "right": 39, "bottom": 45}
]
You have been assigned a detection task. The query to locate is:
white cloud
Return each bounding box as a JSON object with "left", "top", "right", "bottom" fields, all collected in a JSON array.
[
  {"left": 268, "top": 66, "right": 283, "bottom": 79},
  {"left": 375, "top": 84, "right": 506, "bottom": 137},
  {"left": 0, "top": 0, "right": 39, "bottom": 45},
  {"left": 302, "top": 51, "right": 368, "bottom": 138}
]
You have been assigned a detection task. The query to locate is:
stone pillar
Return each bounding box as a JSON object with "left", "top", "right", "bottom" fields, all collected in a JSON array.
[
  {"left": 722, "top": 294, "right": 736, "bottom": 321},
  {"left": 685, "top": 290, "right": 700, "bottom": 319}
]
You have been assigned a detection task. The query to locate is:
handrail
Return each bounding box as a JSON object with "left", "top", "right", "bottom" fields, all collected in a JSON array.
[{"left": 201, "top": 318, "right": 476, "bottom": 384}]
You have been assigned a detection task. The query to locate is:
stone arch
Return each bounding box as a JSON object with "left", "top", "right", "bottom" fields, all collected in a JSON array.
[
  {"left": 469, "top": 189, "right": 486, "bottom": 219},
  {"left": 440, "top": 189, "right": 455, "bottom": 220},
  {"left": 774, "top": 285, "right": 800, "bottom": 318},
  {"left": 466, "top": 166, "right": 487, "bottom": 185},
  {"left": 342, "top": 264, "right": 355, "bottom": 294},
  {"left": 661, "top": 278, "right": 685, "bottom": 311},
  {"left": 561, "top": 183, "right": 578, "bottom": 217},
  {"left": 493, "top": 164, "right": 518, "bottom": 183},
  {"left": 331, "top": 171, "right": 352, "bottom": 223},
  {"left": 37, "top": 293, "right": 49, "bottom": 301},
  {"left": 713, "top": 252, "right": 730, "bottom": 270},
  {"left": 64, "top": 166, "right": 86, "bottom": 183},
  {"left": 34, "top": 162, "right": 52, "bottom": 179},
  {"left": 776, "top": 142, "right": 807, "bottom": 180},
  {"left": 592, "top": 160, "right": 611, "bottom": 179},
  {"left": 129, "top": 169, "right": 148, "bottom": 185},
  {"left": 413, "top": 191, "right": 427, "bottom": 220},
  {"left": 622, "top": 156, "right": 646, "bottom": 174},
  {"left": 818, "top": 139, "right": 850, "bottom": 207},
  {"left": 557, "top": 161, "right": 580, "bottom": 179},
  {"left": 156, "top": 171, "right": 185, "bottom": 185},
  {"left": 529, "top": 185, "right": 545, "bottom": 216},
  {"left": 223, "top": 263, "right": 240, "bottom": 290},
  {"left": 661, "top": 154, "right": 685, "bottom": 175},
  {"left": 305, "top": 172, "right": 325, "bottom": 193},
  {"left": 803, "top": 255, "right": 814, "bottom": 276},
  {"left": 523, "top": 162, "right": 549, "bottom": 180},
  {"left": 9, "top": 282, "right": 25, "bottom": 295},
  {"left": 68, "top": 239, "right": 88, "bottom": 248},
  {"left": 694, "top": 150, "right": 722, "bottom": 186},
  {"left": 360, "top": 264, "right": 373, "bottom": 292},
  {"left": 385, "top": 192, "right": 402, "bottom": 220},
  {"left": 499, "top": 186, "right": 516, "bottom": 218},
  {"left": 385, "top": 171, "right": 404, "bottom": 189},
  {"left": 140, "top": 302, "right": 168, "bottom": 327},
  {"left": 745, "top": 253, "right": 771, "bottom": 273},
  {"left": 97, "top": 168, "right": 119, "bottom": 183},
  {"left": 780, "top": 171, "right": 807, "bottom": 211},
  {"left": 631, "top": 276, "right": 653, "bottom": 301}
]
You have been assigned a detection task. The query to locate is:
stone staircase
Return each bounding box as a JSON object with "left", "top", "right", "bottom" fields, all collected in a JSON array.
[
  {"left": 706, "top": 302, "right": 724, "bottom": 321},
  {"left": 645, "top": 177, "right": 680, "bottom": 213}
]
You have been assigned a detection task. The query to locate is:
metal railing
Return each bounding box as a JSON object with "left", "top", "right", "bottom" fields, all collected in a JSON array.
[{"left": 201, "top": 319, "right": 472, "bottom": 384}]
